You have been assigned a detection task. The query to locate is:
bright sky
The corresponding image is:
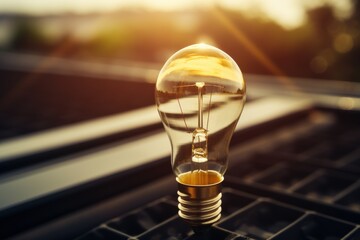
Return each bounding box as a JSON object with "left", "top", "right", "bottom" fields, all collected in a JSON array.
[{"left": 0, "top": 0, "right": 354, "bottom": 29}]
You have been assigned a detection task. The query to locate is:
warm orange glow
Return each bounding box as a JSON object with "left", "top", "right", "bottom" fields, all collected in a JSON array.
[
  {"left": 0, "top": 0, "right": 354, "bottom": 29},
  {"left": 178, "top": 170, "right": 222, "bottom": 185}
]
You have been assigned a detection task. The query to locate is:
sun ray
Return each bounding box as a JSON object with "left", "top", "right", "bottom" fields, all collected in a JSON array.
[{"left": 212, "top": 7, "right": 300, "bottom": 93}]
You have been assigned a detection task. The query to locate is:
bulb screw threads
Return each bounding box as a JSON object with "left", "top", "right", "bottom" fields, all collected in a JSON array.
[{"left": 176, "top": 177, "right": 223, "bottom": 226}]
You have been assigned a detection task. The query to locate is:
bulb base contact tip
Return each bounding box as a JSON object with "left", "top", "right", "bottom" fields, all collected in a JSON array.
[{"left": 176, "top": 177, "right": 223, "bottom": 226}]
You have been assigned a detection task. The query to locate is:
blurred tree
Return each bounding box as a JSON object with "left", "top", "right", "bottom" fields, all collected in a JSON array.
[{"left": 9, "top": 19, "right": 53, "bottom": 52}]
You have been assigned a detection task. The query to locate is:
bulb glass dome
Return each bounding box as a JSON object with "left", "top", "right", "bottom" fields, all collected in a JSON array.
[{"left": 155, "top": 44, "right": 246, "bottom": 185}]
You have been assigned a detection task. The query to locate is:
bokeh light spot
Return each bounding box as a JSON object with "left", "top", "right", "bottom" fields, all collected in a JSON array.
[{"left": 333, "top": 33, "right": 354, "bottom": 53}]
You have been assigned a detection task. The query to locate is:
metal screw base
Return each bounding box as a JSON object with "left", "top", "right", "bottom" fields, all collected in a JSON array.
[{"left": 176, "top": 177, "right": 223, "bottom": 226}]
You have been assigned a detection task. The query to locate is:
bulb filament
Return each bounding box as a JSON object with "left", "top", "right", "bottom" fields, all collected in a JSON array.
[{"left": 174, "top": 82, "right": 223, "bottom": 181}]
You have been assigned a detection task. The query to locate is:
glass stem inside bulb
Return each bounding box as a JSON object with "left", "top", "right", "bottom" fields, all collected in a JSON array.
[{"left": 191, "top": 82, "right": 209, "bottom": 184}]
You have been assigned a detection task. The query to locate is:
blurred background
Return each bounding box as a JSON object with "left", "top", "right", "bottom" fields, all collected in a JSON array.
[
  {"left": 0, "top": 0, "right": 359, "bottom": 149},
  {"left": 0, "top": 0, "right": 359, "bottom": 81},
  {"left": 1, "top": 1, "right": 360, "bottom": 239}
]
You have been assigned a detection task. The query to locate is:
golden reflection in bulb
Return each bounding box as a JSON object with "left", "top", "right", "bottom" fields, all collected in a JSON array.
[
  {"left": 155, "top": 44, "right": 245, "bottom": 226},
  {"left": 156, "top": 44, "right": 245, "bottom": 178},
  {"left": 158, "top": 52, "right": 245, "bottom": 88}
]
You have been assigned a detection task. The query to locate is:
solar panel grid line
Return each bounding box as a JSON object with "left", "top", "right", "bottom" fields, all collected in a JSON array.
[
  {"left": 11, "top": 106, "right": 357, "bottom": 240},
  {"left": 76, "top": 189, "right": 359, "bottom": 239},
  {"left": 332, "top": 180, "right": 360, "bottom": 203},
  {"left": 1, "top": 59, "right": 360, "bottom": 239},
  {"left": 285, "top": 169, "right": 324, "bottom": 193}
]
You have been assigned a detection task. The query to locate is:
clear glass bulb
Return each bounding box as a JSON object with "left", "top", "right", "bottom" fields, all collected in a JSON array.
[{"left": 155, "top": 44, "right": 246, "bottom": 227}]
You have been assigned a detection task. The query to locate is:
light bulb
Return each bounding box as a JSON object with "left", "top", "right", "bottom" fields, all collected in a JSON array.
[{"left": 155, "top": 44, "right": 246, "bottom": 227}]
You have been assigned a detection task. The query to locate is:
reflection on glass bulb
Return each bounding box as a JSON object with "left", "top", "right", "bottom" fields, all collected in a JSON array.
[{"left": 155, "top": 44, "right": 246, "bottom": 227}]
